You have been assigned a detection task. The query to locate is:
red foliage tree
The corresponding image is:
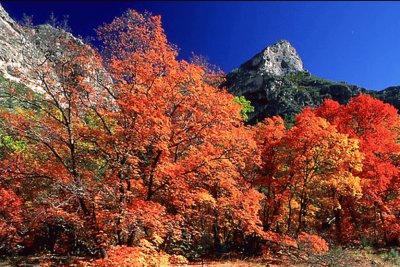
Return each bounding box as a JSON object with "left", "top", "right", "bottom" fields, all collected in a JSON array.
[{"left": 315, "top": 94, "right": 400, "bottom": 245}]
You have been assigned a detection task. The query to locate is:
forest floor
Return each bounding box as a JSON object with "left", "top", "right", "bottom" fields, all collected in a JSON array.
[
  {"left": 185, "top": 247, "right": 400, "bottom": 267},
  {"left": 1, "top": 248, "right": 400, "bottom": 266}
]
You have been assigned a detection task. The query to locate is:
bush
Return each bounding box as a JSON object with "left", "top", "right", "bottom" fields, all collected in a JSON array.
[
  {"left": 92, "top": 243, "right": 187, "bottom": 267},
  {"left": 297, "top": 233, "right": 329, "bottom": 254},
  {"left": 382, "top": 248, "right": 400, "bottom": 265}
]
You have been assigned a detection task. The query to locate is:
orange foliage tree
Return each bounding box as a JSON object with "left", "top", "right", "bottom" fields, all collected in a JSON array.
[
  {"left": 95, "top": 10, "right": 264, "bottom": 258},
  {"left": 0, "top": 9, "right": 265, "bottom": 260},
  {"left": 254, "top": 108, "right": 363, "bottom": 243},
  {"left": 0, "top": 27, "right": 112, "bottom": 256},
  {"left": 0, "top": 118, "right": 25, "bottom": 254}
]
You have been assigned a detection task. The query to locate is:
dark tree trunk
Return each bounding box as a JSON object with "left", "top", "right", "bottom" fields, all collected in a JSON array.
[{"left": 213, "top": 210, "right": 222, "bottom": 257}]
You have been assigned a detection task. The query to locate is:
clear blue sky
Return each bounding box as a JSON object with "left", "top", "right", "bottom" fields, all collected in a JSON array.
[{"left": 2, "top": 1, "right": 400, "bottom": 90}]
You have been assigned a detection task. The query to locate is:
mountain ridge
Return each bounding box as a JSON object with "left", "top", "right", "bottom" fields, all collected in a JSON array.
[{"left": 224, "top": 40, "right": 400, "bottom": 124}]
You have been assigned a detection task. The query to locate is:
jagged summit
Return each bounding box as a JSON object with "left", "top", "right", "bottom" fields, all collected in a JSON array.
[
  {"left": 231, "top": 40, "right": 304, "bottom": 78},
  {"left": 256, "top": 40, "right": 304, "bottom": 76},
  {"left": 225, "top": 40, "right": 306, "bottom": 98}
]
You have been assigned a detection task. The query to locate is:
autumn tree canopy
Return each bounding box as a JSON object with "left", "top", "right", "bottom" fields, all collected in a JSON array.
[
  {"left": 0, "top": 8, "right": 400, "bottom": 266},
  {"left": 0, "top": 9, "right": 264, "bottom": 263},
  {"left": 254, "top": 109, "right": 363, "bottom": 245},
  {"left": 315, "top": 95, "right": 400, "bottom": 245}
]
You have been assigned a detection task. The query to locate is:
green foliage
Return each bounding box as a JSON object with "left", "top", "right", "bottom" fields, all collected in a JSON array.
[
  {"left": 381, "top": 248, "right": 400, "bottom": 265},
  {"left": 0, "top": 77, "right": 31, "bottom": 154},
  {"left": 372, "top": 86, "right": 400, "bottom": 111},
  {"left": 283, "top": 113, "right": 296, "bottom": 128},
  {"left": 0, "top": 135, "right": 26, "bottom": 152},
  {"left": 167, "top": 233, "right": 211, "bottom": 260},
  {"left": 227, "top": 69, "right": 371, "bottom": 124},
  {"left": 274, "top": 71, "right": 400, "bottom": 126},
  {"left": 233, "top": 96, "right": 255, "bottom": 121},
  {"left": 0, "top": 76, "right": 43, "bottom": 112},
  {"left": 360, "top": 236, "right": 374, "bottom": 249}
]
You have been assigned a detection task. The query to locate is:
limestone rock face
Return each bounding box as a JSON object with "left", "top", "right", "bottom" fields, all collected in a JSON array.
[
  {"left": 0, "top": 4, "right": 109, "bottom": 92},
  {"left": 226, "top": 40, "right": 304, "bottom": 97},
  {"left": 251, "top": 40, "right": 303, "bottom": 77},
  {"left": 0, "top": 4, "right": 39, "bottom": 85}
]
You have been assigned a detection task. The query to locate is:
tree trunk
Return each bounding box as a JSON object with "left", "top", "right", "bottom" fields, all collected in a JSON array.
[{"left": 213, "top": 210, "right": 222, "bottom": 257}]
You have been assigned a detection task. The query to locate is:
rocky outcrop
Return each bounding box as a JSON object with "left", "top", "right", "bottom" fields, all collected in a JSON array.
[
  {"left": 224, "top": 40, "right": 369, "bottom": 124},
  {"left": 249, "top": 40, "right": 303, "bottom": 77},
  {"left": 0, "top": 4, "right": 109, "bottom": 92},
  {"left": 0, "top": 4, "right": 40, "bottom": 85},
  {"left": 227, "top": 40, "right": 303, "bottom": 95}
]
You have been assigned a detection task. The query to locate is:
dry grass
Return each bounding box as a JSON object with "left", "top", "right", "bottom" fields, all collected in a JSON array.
[
  {"left": 2, "top": 248, "right": 400, "bottom": 266},
  {"left": 172, "top": 248, "right": 400, "bottom": 267}
]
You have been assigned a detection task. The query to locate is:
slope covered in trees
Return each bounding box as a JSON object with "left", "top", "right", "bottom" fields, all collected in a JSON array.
[{"left": 0, "top": 9, "right": 400, "bottom": 266}]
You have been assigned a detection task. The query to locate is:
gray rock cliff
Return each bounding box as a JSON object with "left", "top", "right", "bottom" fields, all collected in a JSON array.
[
  {"left": 0, "top": 4, "right": 109, "bottom": 92},
  {"left": 246, "top": 40, "right": 303, "bottom": 77},
  {"left": 0, "top": 4, "right": 40, "bottom": 86}
]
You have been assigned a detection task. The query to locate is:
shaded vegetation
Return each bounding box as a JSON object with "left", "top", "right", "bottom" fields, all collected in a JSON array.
[{"left": 225, "top": 69, "right": 400, "bottom": 126}]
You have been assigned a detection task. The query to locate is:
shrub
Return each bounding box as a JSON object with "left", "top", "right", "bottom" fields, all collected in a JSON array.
[{"left": 297, "top": 233, "right": 329, "bottom": 254}]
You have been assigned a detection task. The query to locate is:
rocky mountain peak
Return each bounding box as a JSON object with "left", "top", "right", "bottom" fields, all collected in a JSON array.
[
  {"left": 226, "top": 40, "right": 306, "bottom": 96},
  {"left": 224, "top": 40, "right": 365, "bottom": 124},
  {"left": 246, "top": 39, "right": 304, "bottom": 77},
  {"left": 225, "top": 40, "right": 305, "bottom": 98}
]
